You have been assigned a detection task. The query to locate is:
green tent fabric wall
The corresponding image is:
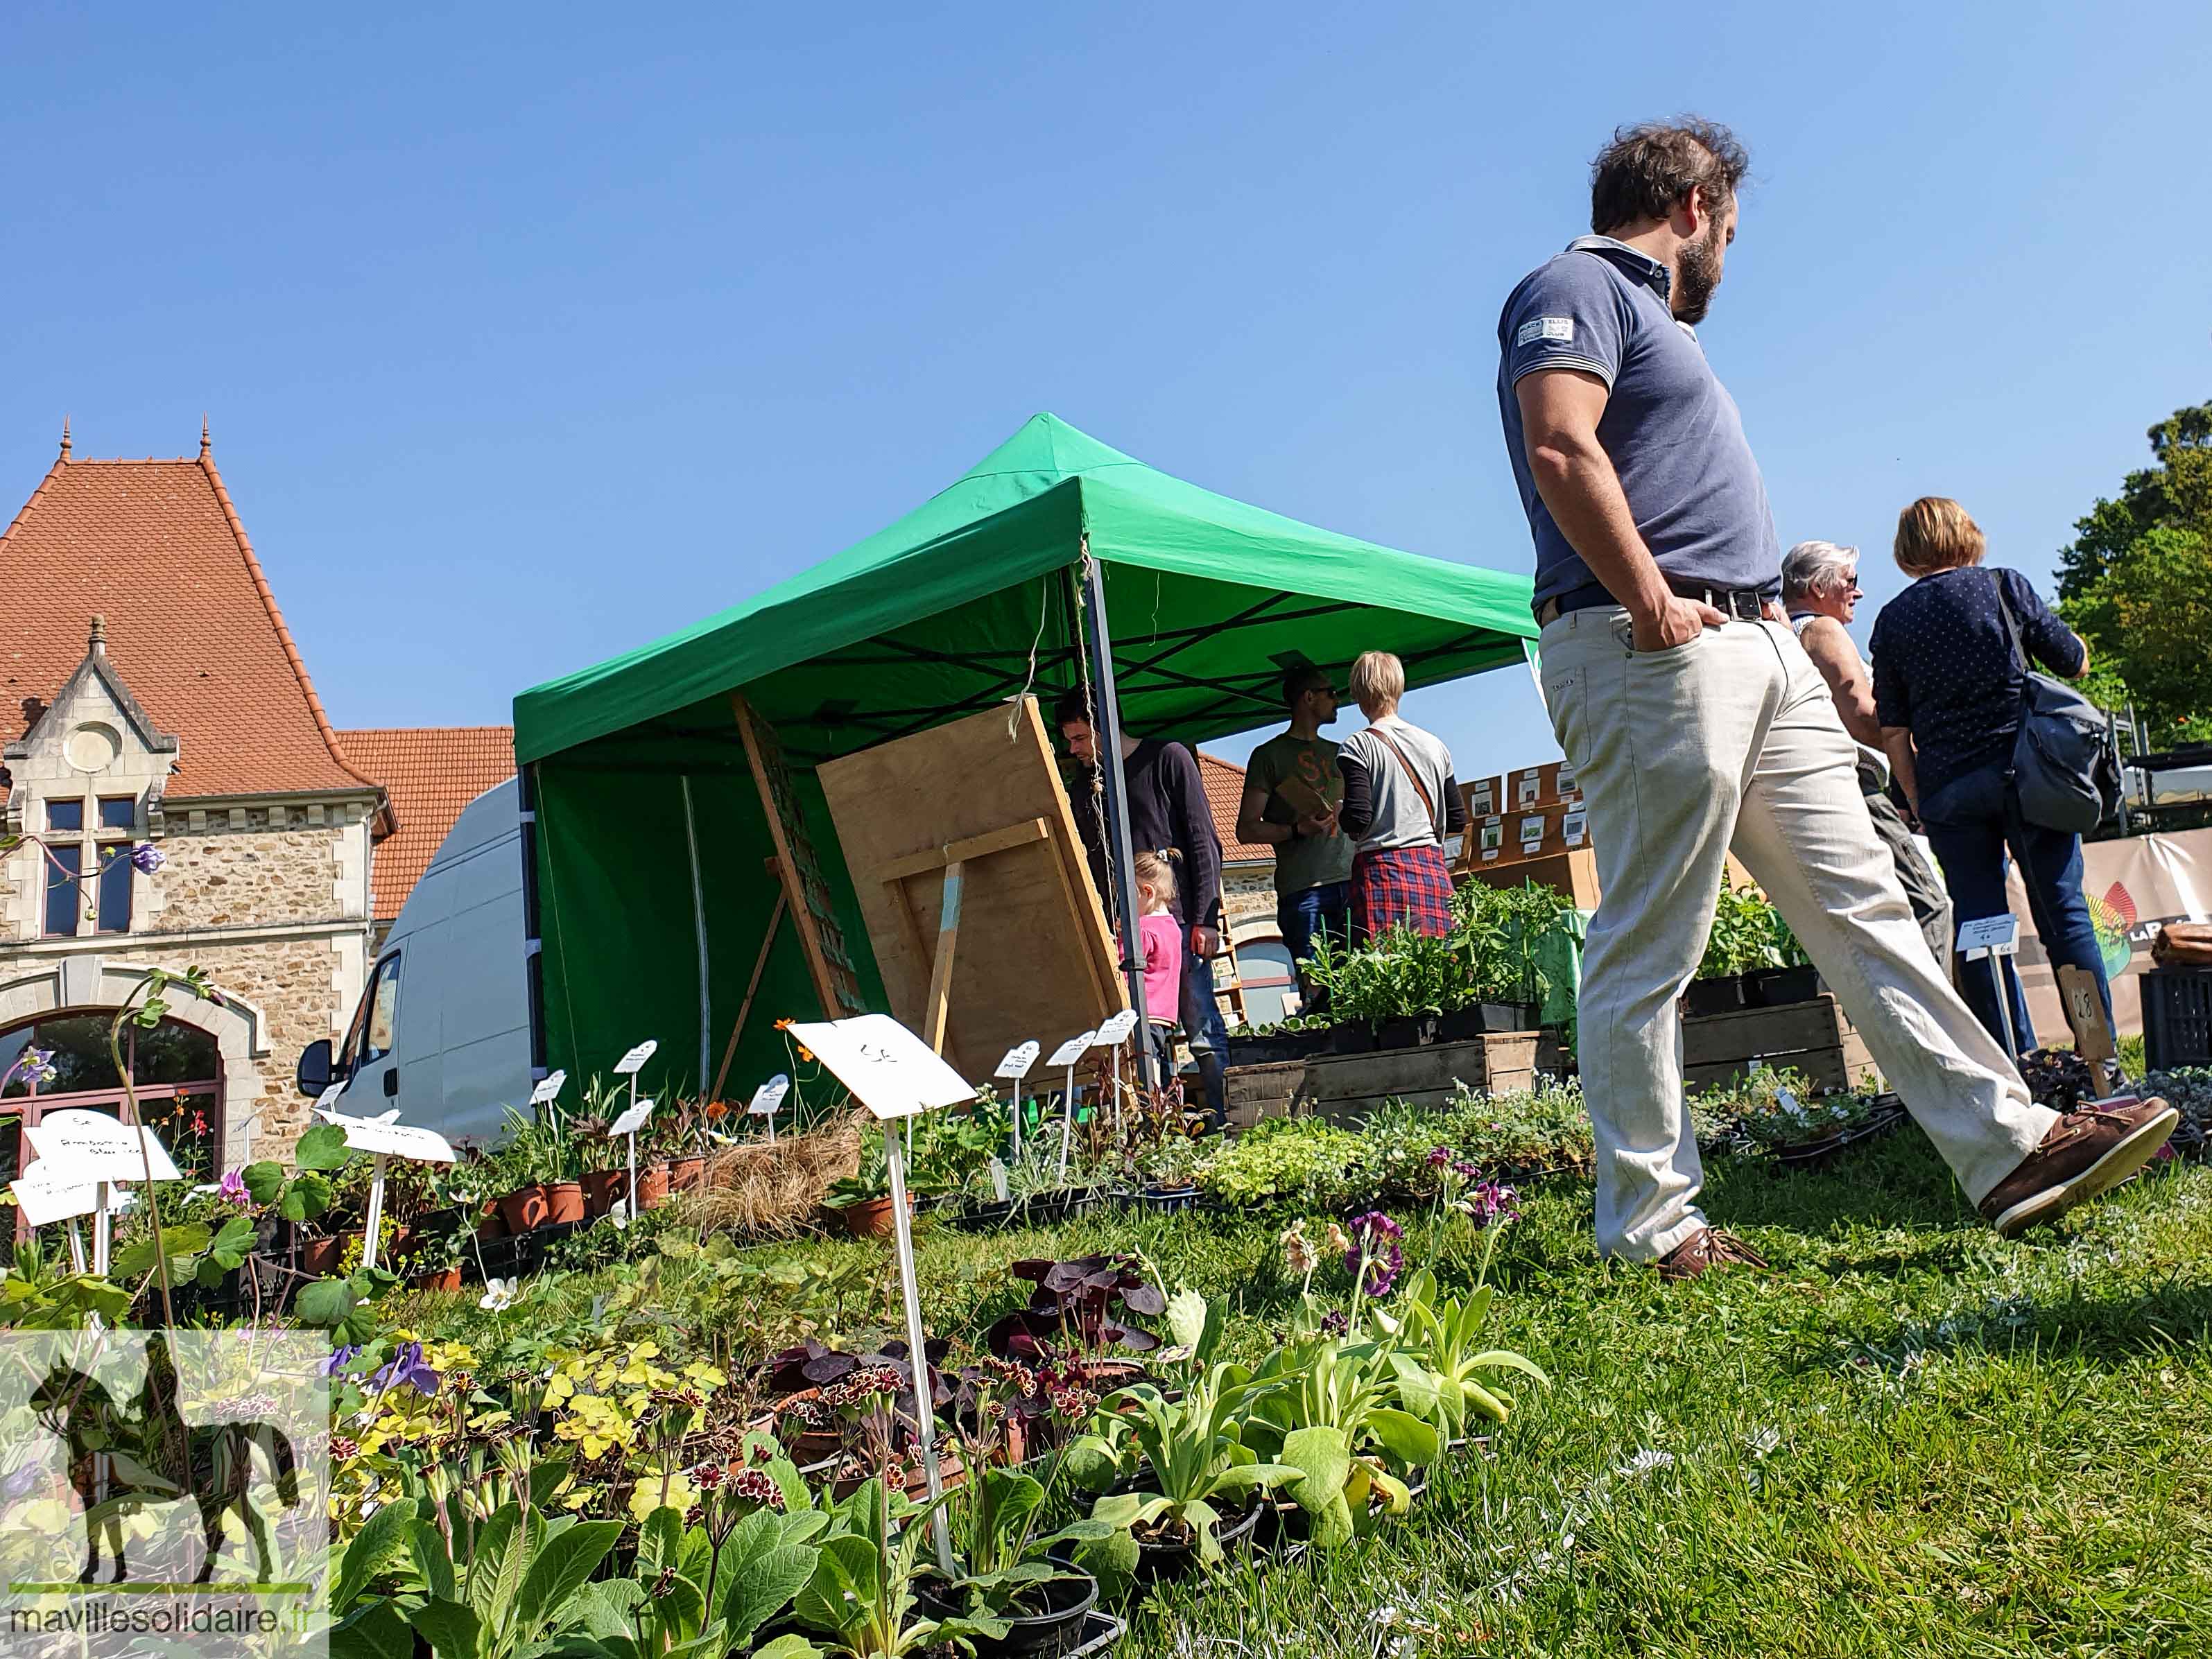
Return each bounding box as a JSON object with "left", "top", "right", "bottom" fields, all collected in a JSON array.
[{"left": 516, "top": 414, "right": 1538, "bottom": 1106}]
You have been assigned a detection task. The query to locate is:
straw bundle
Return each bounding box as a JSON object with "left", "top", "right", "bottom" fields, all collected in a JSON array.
[{"left": 679, "top": 1114, "right": 865, "bottom": 1237}]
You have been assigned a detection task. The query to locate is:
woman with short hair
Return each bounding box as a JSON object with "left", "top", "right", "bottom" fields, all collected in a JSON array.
[
  {"left": 1781, "top": 539, "right": 1953, "bottom": 970},
  {"left": 1869, "top": 497, "right": 2107, "bottom": 1053},
  {"left": 1334, "top": 650, "right": 1466, "bottom": 940}
]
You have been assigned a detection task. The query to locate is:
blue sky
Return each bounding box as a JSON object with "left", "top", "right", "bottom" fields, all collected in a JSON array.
[{"left": 3, "top": 1, "right": 2206, "bottom": 784}]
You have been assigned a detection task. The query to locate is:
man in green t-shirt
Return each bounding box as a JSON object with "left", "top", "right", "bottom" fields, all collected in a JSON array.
[{"left": 1236, "top": 665, "right": 1356, "bottom": 1005}]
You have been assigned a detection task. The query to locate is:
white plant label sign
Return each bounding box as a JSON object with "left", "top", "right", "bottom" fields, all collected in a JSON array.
[
  {"left": 994, "top": 1040, "right": 1040, "bottom": 1081},
  {"left": 785, "top": 1014, "right": 975, "bottom": 1122},
  {"left": 530, "top": 1069, "right": 569, "bottom": 1106},
  {"left": 614, "top": 1040, "right": 658, "bottom": 1076},
  {"left": 25, "top": 1111, "right": 182, "bottom": 1185},
  {"left": 1958, "top": 915, "right": 2019, "bottom": 957},
  {"left": 11, "top": 1158, "right": 101, "bottom": 1226},
  {"left": 748, "top": 1075, "right": 791, "bottom": 1118},
  {"left": 1046, "top": 1032, "right": 1096, "bottom": 1068},
  {"left": 609, "top": 1099, "right": 656, "bottom": 1137},
  {"left": 1092, "top": 1009, "right": 1140, "bottom": 1047},
  {"left": 332, "top": 1114, "right": 456, "bottom": 1164}
]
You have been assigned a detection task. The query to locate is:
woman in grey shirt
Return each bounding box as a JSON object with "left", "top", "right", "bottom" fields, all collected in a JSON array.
[{"left": 1335, "top": 651, "right": 1467, "bottom": 939}]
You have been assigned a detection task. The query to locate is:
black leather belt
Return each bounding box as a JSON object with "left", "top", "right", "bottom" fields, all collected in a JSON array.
[{"left": 1537, "top": 576, "right": 1774, "bottom": 626}]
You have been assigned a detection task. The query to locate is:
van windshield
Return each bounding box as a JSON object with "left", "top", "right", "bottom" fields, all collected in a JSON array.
[{"left": 363, "top": 955, "right": 403, "bottom": 1066}]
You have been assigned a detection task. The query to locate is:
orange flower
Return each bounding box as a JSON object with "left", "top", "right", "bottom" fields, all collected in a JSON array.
[
  {"left": 704, "top": 1099, "right": 729, "bottom": 1120},
  {"left": 775, "top": 1017, "right": 793, "bottom": 1030},
  {"left": 796, "top": 1046, "right": 815, "bottom": 1063}
]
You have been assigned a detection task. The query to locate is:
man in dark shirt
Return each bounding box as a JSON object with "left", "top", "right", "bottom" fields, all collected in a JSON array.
[
  {"left": 1496, "top": 118, "right": 2171, "bottom": 1271},
  {"left": 1056, "top": 688, "right": 1229, "bottom": 1125}
]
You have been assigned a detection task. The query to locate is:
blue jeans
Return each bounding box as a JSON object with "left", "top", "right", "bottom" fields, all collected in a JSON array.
[
  {"left": 1921, "top": 763, "right": 2114, "bottom": 1058},
  {"left": 1180, "top": 943, "right": 1229, "bottom": 1121},
  {"left": 1277, "top": 882, "right": 1351, "bottom": 993}
]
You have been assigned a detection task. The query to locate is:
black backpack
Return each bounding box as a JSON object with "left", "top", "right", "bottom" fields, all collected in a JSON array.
[{"left": 1991, "top": 571, "right": 2118, "bottom": 834}]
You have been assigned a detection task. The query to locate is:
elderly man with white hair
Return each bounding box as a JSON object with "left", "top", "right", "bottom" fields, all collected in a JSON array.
[{"left": 1781, "top": 539, "right": 1953, "bottom": 968}]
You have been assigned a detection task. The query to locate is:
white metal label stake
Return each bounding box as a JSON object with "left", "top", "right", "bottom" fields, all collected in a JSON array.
[
  {"left": 1958, "top": 914, "right": 2023, "bottom": 1063},
  {"left": 1046, "top": 1032, "right": 1096, "bottom": 1182},
  {"left": 322, "top": 1111, "right": 457, "bottom": 1270},
  {"left": 994, "top": 1040, "right": 1039, "bottom": 1158},
  {"left": 748, "top": 1074, "right": 790, "bottom": 1143},
  {"left": 608, "top": 1098, "right": 655, "bottom": 1210},
  {"left": 786, "top": 1014, "right": 974, "bottom": 1577},
  {"left": 1092, "top": 1009, "right": 1139, "bottom": 1136}
]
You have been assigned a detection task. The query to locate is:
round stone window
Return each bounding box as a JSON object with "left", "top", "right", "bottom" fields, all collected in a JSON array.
[{"left": 64, "top": 722, "right": 121, "bottom": 772}]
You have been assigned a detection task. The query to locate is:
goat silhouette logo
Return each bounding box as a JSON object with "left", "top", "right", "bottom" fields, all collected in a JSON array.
[{"left": 1, "top": 1330, "right": 329, "bottom": 1659}]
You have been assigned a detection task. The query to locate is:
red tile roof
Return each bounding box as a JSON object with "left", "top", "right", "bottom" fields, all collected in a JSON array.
[
  {"left": 1198, "top": 752, "right": 1273, "bottom": 865},
  {"left": 1, "top": 431, "right": 383, "bottom": 804},
  {"left": 339, "top": 727, "right": 515, "bottom": 921}
]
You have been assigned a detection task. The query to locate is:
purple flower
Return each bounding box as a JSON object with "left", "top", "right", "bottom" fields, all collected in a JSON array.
[
  {"left": 129, "top": 843, "right": 166, "bottom": 876},
  {"left": 1459, "top": 1181, "right": 1521, "bottom": 1230},
  {"left": 1426, "top": 1147, "right": 1453, "bottom": 1169},
  {"left": 10, "top": 1046, "right": 58, "bottom": 1089},
  {"left": 1320, "top": 1310, "right": 1349, "bottom": 1337},
  {"left": 324, "top": 1344, "right": 362, "bottom": 1378},
  {"left": 3, "top": 1464, "right": 40, "bottom": 1500},
  {"left": 217, "top": 1169, "right": 250, "bottom": 1207},
  {"left": 1345, "top": 1211, "right": 1404, "bottom": 1296},
  {"left": 372, "top": 1341, "right": 440, "bottom": 1397}
]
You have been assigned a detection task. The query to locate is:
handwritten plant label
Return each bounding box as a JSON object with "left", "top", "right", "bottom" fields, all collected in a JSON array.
[
  {"left": 748, "top": 1075, "right": 791, "bottom": 1118},
  {"left": 24, "top": 1110, "right": 182, "bottom": 1184},
  {"left": 530, "top": 1069, "right": 569, "bottom": 1106},
  {"left": 786, "top": 1014, "right": 976, "bottom": 1122},
  {"left": 1958, "top": 915, "right": 2020, "bottom": 957},
  {"left": 1092, "top": 1009, "right": 1140, "bottom": 1048},
  {"left": 609, "top": 1099, "right": 656, "bottom": 1137},
  {"left": 329, "top": 1113, "right": 456, "bottom": 1163},
  {"left": 614, "top": 1040, "right": 658, "bottom": 1076},
  {"left": 318, "top": 1082, "right": 348, "bottom": 1111},
  {"left": 11, "top": 1157, "right": 101, "bottom": 1226},
  {"left": 994, "top": 1040, "right": 1040, "bottom": 1081},
  {"left": 1047, "top": 1032, "right": 1097, "bottom": 1069}
]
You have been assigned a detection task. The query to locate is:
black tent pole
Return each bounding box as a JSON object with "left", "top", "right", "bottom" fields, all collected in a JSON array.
[{"left": 1078, "top": 553, "right": 1159, "bottom": 1088}]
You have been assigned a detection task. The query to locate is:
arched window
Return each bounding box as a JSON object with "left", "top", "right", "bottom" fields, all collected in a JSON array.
[
  {"left": 1, "top": 1014, "right": 223, "bottom": 1190},
  {"left": 1231, "top": 932, "right": 1302, "bottom": 1027}
]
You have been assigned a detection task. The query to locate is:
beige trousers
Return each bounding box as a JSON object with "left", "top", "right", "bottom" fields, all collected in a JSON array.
[{"left": 1537, "top": 608, "right": 2055, "bottom": 1260}]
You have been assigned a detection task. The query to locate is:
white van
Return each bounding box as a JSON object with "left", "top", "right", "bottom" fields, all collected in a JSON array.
[{"left": 295, "top": 779, "right": 532, "bottom": 1146}]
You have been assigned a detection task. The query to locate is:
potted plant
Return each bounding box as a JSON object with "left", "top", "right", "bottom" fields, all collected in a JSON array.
[
  {"left": 823, "top": 1136, "right": 904, "bottom": 1239},
  {"left": 662, "top": 1096, "right": 709, "bottom": 1193},
  {"left": 791, "top": 1476, "right": 994, "bottom": 1658},
  {"left": 1685, "top": 880, "right": 1784, "bottom": 1016},
  {"left": 917, "top": 1374, "right": 1116, "bottom": 1659},
  {"left": 399, "top": 1224, "right": 467, "bottom": 1294},
  {"left": 1075, "top": 1362, "right": 1297, "bottom": 1587},
  {"left": 1745, "top": 908, "right": 1820, "bottom": 1007},
  {"left": 985, "top": 1256, "right": 1166, "bottom": 1384},
  {"left": 1392, "top": 1267, "right": 1551, "bottom": 1448},
  {"left": 488, "top": 1110, "right": 553, "bottom": 1233}
]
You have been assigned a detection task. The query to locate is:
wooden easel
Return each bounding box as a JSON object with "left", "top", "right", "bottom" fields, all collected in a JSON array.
[{"left": 873, "top": 817, "right": 1053, "bottom": 1054}]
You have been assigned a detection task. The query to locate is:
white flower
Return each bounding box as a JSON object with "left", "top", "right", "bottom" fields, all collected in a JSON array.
[
  {"left": 607, "top": 1197, "right": 630, "bottom": 1231},
  {"left": 478, "top": 1277, "right": 519, "bottom": 1312},
  {"left": 1614, "top": 1447, "right": 1675, "bottom": 1479}
]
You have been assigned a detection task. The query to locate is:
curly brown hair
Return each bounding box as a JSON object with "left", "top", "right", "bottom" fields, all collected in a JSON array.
[{"left": 1590, "top": 118, "right": 1749, "bottom": 234}]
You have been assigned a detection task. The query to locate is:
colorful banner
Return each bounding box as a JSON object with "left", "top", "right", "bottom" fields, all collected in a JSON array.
[{"left": 2005, "top": 826, "right": 2212, "bottom": 1041}]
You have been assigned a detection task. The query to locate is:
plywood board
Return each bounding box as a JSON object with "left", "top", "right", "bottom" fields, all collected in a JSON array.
[
  {"left": 817, "top": 699, "right": 1123, "bottom": 1078},
  {"left": 733, "top": 695, "right": 870, "bottom": 1019}
]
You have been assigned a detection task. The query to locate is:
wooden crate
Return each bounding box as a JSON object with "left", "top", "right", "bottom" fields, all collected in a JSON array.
[
  {"left": 1225, "top": 1032, "right": 1540, "bottom": 1129},
  {"left": 1463, "top": 848, "right": 1602, "bottom": 910},
  {"left": 1679, "top": 993, "right": 1876, "bottom": 1093}
]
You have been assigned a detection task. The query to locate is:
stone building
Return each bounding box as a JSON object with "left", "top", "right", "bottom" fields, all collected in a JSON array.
[{"left": 0, "top": 426, "right": 391, "bottom": 1174}]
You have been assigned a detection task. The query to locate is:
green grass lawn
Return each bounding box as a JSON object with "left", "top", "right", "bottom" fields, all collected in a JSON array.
[{"left": 423, "top": 1130, "right": 2212, "bottom": 1656}]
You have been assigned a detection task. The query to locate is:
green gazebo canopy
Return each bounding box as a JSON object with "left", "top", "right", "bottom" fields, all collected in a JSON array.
[{"left": 513, "top": 414, "right": 1536, "bottom": 1100}]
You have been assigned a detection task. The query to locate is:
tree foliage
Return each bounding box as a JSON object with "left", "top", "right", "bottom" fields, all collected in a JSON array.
[{"left": 2055, "top": 399, "right": 2212, "bottom": 744}]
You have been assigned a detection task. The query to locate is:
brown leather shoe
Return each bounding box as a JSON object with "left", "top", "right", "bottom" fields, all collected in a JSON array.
[
  {"left": 1656, "top": 1227, "right": 1770, "bottom": 1282},
  {"left": 1978, "top": 1095, "right": 2178, "bottom": 1239}
]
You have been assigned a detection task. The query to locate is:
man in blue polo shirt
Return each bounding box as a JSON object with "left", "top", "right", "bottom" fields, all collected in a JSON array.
[{"left": 1495, "top": 119, "right": 2173, "bottom": 1278}]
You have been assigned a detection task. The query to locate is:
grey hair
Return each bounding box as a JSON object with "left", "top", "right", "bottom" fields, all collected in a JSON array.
[{"left": 1781, "top": 539, "right": 1860, "bottom": 605}]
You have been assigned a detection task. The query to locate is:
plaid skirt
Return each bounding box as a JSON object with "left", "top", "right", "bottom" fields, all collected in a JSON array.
[{"left": 1350, "top": 844, "right": 1453, "bottom": 941}]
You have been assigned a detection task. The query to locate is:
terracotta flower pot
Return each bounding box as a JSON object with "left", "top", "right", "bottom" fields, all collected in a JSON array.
[
  {"left": 496, "top": 1183, "right": 549, "bottom": 1234},
  {"left": 476, "top": 1206, "right": 509, "bottom": 1241},
  {"left": 669, "top": 1154, "right": 707, "bottom": 1192},
  {"left": 544, "top": 1181, "right": 586, "bottom": 1225},
  {"left": 297, "top": 1236, "right": 343, "bottom": 1276},
  {"left": 636, "top": 1162, "right": 672, "bottom": 1210},
  {"left": 580, "top": 1169, "right": 628, "bottom": 1217},
  {"left": 411, "top": 1265, "right": 463, "bottom": 1294},
  {"left": 838, "top": 1194, "right": 908, "bottom": 1240}
]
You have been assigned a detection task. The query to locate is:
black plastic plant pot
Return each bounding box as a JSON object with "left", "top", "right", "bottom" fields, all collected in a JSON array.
[
  {"left": 1747, "top": 965, "right": 1822, "bottom": 1007},
  {"left": 951, "top": 1199, "right": 1018, "bottom": 1233},
  {"left": 1376, "top": 1014, "right": 1442, "bottom": 1050},
  {"left": 1140, "top": 1185, "right": 1199, "bottom": 1213},
  {"left": 1131, "top": 1496, "right": 1262, "bottom": 1585},
  {"left": 1329, "top": 1022, "right": 1381, "bottom": 1054},
  {"left": 1683, "top": 976, "right": 1752, "bottom": 1017},
  {"left": 919, "top": 1562, "right": 1100, "bottom": 1659}
]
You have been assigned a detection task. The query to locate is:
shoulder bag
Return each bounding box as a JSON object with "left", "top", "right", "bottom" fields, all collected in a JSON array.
[
  {"left": 1990, "top": 571, "right": 2118, "bottom": 835},
  {"left": 1363, "top": 726, "right": 1442, "bottom": 842}
]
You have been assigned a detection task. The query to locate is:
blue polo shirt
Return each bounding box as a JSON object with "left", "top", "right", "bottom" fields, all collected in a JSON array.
[{"left": 1496, "top": 236, "right": 1780, "bottom": 614}]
